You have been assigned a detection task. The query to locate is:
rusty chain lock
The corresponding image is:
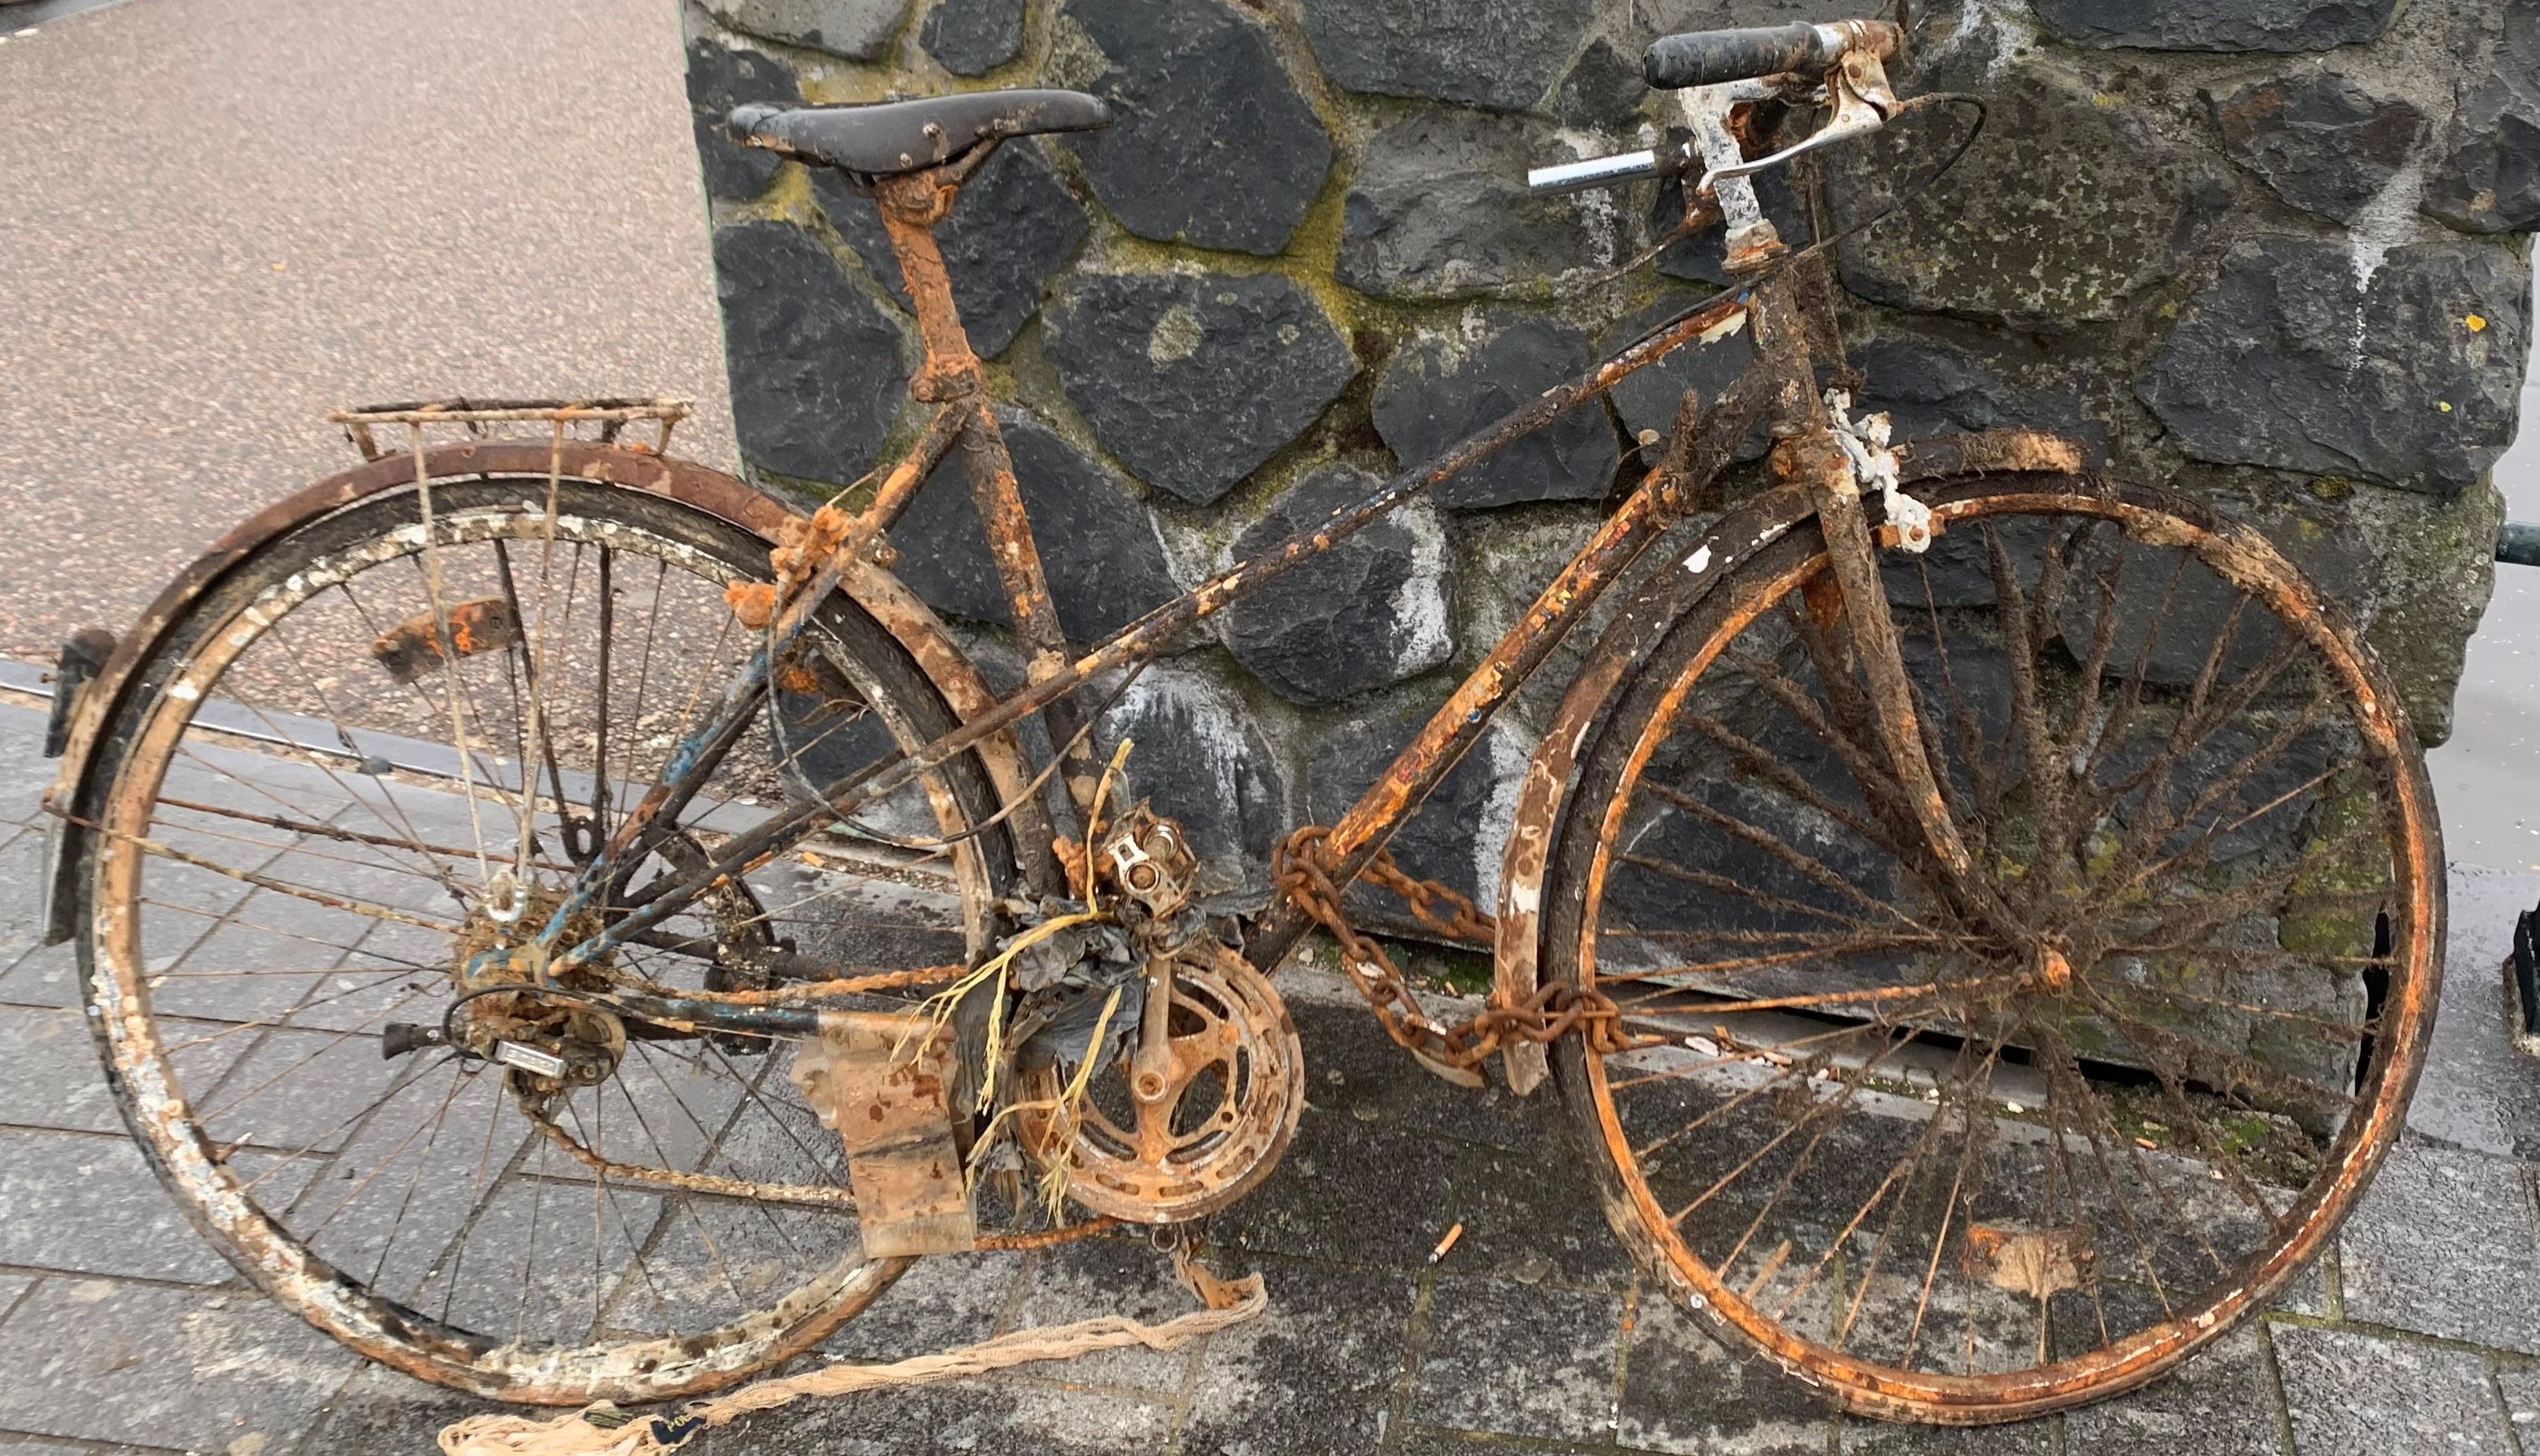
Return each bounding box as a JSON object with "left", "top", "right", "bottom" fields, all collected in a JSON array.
[{"left": 1271, "top": 826, "right": 1627, "bottom": 1077}]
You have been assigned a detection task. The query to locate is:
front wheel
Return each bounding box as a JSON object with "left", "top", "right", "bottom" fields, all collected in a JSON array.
[{"left": 1546, "top": 473, "right": 2440, "bottom": 1423}]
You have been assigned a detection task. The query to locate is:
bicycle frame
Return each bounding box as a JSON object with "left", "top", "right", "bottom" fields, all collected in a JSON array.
[{"left": 543, "top": 137, "right": 1894, "bottom": 1048}]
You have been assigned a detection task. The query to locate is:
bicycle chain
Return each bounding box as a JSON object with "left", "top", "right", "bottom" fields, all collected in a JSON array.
[{"left": 1270, "top": 826, "right": 1627, "bottom": 1072}]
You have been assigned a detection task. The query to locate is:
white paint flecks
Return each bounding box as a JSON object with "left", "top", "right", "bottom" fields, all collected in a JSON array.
[{"left": 1387, "top": 499, "right": 1453, "bottom": 676}]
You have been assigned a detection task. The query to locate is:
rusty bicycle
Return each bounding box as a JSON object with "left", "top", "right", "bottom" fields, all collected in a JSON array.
[{"left": 42, "top": 15, "right": 2440, "bottom": 1427}]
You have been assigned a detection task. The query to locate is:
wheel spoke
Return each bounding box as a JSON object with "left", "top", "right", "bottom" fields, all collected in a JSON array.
[
  {"left": 82, "top": 474, "right": 995, "bottom": 1399},
  {"left": 1569, "top": 492, "right": 2432, "bottom": 1412}
]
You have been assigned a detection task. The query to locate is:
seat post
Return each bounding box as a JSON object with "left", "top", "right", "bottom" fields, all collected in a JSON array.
[
  {"left": 873, "top": 170, "right": 983, "bottom": 390},
  {"left": 873, "top": 165, "right": 1106, "bottom": 823}
]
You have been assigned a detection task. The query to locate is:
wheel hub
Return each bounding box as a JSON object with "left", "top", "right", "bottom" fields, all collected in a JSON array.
[{"left": 445, "top": 882, "right": 623, "bottom": 1091}]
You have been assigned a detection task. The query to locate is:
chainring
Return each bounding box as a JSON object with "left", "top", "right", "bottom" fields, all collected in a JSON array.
[{"left": 1015, "top": 943, "right": 1303, "bottom": 1225}]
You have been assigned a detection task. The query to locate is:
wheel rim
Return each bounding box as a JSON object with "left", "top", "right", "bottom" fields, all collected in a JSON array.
[
  {"left": 81, "top": 480, "right": 1003, "bottom": 1401},
  {"left": 1562, "top": 482, "right": 2438, "bottom": 1417}
]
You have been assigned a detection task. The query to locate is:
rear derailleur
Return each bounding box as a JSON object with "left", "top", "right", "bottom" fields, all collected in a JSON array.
[{"left": 381, "top": 942, "right": 629, "bottom": 1108}]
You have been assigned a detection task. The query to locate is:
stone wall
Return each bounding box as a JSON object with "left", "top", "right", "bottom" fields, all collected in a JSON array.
[{"left": 681, "top": 0, "right": 2535, "bottom": 913}]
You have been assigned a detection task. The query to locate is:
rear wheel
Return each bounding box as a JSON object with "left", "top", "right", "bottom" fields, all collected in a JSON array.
[
  {"left": 1548, "top": 473, "right": 2440, "bottom": 1422},
  {"left": 70, "top": 475, "right": 1018, "bottom": 1402}
]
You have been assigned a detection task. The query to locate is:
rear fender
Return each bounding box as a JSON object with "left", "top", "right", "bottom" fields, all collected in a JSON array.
[{"left": 42, "top": 440, "right": 1055, "bottom": 943}]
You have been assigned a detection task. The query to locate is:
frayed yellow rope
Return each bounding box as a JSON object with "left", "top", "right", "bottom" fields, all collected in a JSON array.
[
  {"left": 961, "top": 980, "right": 1123, "bottom": 1153},
  {"left": 1036, "top": 983, "right": 1122, "bottom": 1221},
  {"left": 891, "top": 910, "right": 1110, "bottom": 1109},
  {"left": 1079, "top": 737, "right": 1135, "bottom": 908},
  {"left": 435, "top": 1270, "right": 1268, "bottom": 1456}
]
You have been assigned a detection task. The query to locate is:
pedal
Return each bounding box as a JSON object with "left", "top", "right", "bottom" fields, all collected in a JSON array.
[{"left": 790, "top": 1011, "right": 976, "bottom": 1256}]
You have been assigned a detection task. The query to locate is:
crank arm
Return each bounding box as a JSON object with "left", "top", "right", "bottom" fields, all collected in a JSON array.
[{"left": 1130, "top": 954, "right": 1178, "bottom": 1105}]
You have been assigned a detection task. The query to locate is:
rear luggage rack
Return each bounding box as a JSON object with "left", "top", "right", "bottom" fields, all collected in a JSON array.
[{"left": 329, "top": 396, "right": 689, "bottom": 462}]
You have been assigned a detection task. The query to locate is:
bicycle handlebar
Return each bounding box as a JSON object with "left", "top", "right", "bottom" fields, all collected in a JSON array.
[
  {"left": 1643, "top": 19, "right": 1900, "bottom": 90},
  {"left": 1528, "top": 19, "right": 1902, "bottom": 197}
]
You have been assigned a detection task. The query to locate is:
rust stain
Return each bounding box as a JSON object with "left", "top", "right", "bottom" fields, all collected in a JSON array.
[
  {"left": 367, "top": 597, "right": 519, "bottom": 684},
  {"left": 1894, "top": 427, "right": 2086, "bottom": 482},
  {"left": 794, "top": 1011, "right": 977, "bottom": 1257}
]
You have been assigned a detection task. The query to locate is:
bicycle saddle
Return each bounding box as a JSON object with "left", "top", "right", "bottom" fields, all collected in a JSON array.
[{"left": 728, "top": 89, "right": 1111, "bottom": 177}]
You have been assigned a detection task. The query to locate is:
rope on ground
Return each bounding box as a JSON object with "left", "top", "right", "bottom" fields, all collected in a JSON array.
[{"left": 436, "top": 1259, "right": 1267, "bottom": 1456}]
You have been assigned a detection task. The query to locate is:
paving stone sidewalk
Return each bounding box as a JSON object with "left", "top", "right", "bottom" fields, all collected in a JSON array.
[{"left": 0, "top": 693, "right": 2533, "bottom": 1455}]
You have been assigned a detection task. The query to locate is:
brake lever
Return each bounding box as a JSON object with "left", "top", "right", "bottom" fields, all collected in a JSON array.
[
  {"left": 1691, "top": 49, "right": 1901, "bottom": 195},
  {"left": 1526, "top": 48, "right": 1901, "bottom": 201}
]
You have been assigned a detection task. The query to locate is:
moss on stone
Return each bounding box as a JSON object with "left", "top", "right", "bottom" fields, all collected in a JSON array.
[{"left": 2363, "top": 476, "right": 2504, "bottom": 747}]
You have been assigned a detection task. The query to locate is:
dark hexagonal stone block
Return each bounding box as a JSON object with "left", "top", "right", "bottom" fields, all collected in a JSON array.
[
  {"left": 1553, "top": 36, "right": 1647, "bottom": 132},
  {"left": 1054, "top": 0, "right": 1332, "bottom": 257},
  {"left": 685, "top": 35, "right": 801, "bottom": 202},
  {"left": 812, "top": 140, "right": 1088, "bottom": 359},
  {"left": 2051, "top": 530, "right": 2289, "bottom": 691},
  {"left": 713, "top": 221, "right": 909, "bottom": 485},
  {"left": 2428, "top": 112, "right": 2540, "bottom": 235},
  {"left": 2077, "top": 482, "right": 2374, "bottom": 659},
  {"left": 1829, "top": 60, "right": 2227, "bottom": 326},
  {"left": 1604, "top": 660, "right": 1913, "bottom": 957},
  {"left": 1340, "top": 109, "right": 1621, "bottom": 302},
  {"left": 1298, "top": 0, "right": 1593, "bottom": 113},
  {"left": 2030, "top": 0, "right": 2397, "bottom": 50},
  {"left": 2423, "top": 0, "right": 2540, "bottom": 234},
  {"left": 700, "top": 0, "right": 909, "bottom": 60},
  {"left": 2097, "top": 710, "right": 2338, "bottom": 862},
  {"left": 1596, "top": 299, "right": 1766, "bottom": 464},
  {"left": 1221, "top": 463, "right": 1452, "bottom": 707},
  {"left": 1093, "top": 663, "right": 1288, "bottom": 907},
  {"left": 1306, "top": 708, "right": 1528, "bottom": 908},
  {"left": 1044, "top": 270, "right": 1357, "bottom": 507},
  {"left": 888, "top": 408, "right": 1179, "bottom": 645},
  {"left": 1850, "top": 333, "right": 2104, "bottom": 456},
  {"left": 1625, "top": 0, "right": 1846, "bottom": 41},
  {"left": 2212, "top": 74, "right": 2423, "bottom": 224},
  {"left": 2140, "top": 237, "right": 2530, "bottom": 496},
  {"left": 920, "top": 0, "right": 1024, "bottom": 76},
  {"left": 1374, "top": 315, "right": 1621, "bottom": 510}
]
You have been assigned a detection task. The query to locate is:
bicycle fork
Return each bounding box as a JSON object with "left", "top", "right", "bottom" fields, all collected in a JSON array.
[
  {"left": 1747, "top": 285, "right": 2024, "bottom": 952},
  {"left": 1789, "top": 422, "right": 1976, "bottom": 883},
  {"left": 1686, "top": 53, "right": 1980, "bottom": 894},
  {"left": 1707, "top": 130, "right": 1978, "bottom": 897}
]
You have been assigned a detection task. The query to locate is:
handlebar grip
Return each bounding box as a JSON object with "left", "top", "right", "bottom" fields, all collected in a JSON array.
[{"left": 1643, "top": 22, "right": 1841, "bottom": 90}]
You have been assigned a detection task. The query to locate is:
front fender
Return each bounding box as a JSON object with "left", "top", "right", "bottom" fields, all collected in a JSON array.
[
  {"left": 42, "top": 439, "right": 1052, "bottom": 943},
  {"left": 1489, "top": 482, "right": 1813, "bottom": 1094}
]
